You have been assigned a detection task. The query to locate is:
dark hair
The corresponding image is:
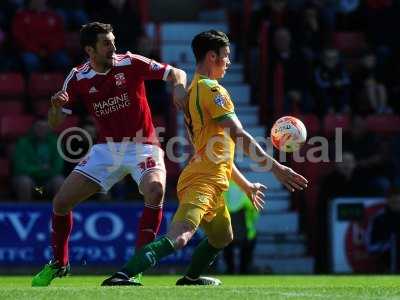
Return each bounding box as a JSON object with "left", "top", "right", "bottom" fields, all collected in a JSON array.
[
  {"left": 191, "top": 30, "right": 230, "bottom": 63},
  {"left": 80, "top": 22, "right": 113, "bottom": 50}
]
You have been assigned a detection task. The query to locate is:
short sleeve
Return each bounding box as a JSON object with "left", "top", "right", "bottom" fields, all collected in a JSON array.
[
  {"left": 61, "top": 68, "right": 78, "bottom": 115},
  {"left": 202, "top": 84, "right": 235, "bottom": 121},
  {"left": 130, "top": 53, "right": 171, "bottom": 81}
]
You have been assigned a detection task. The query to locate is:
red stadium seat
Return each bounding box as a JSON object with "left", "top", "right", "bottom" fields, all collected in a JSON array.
[
  {"left": 65, "top": 31, "right": 81, "bottom": 58},
  {"left": 33, "top": 99, "right": 50, "bottom": 117},
  {"left": 0, "top": 158, "right": 11, "bottom": 195},
  {"left": 298, "top": 114, "right": 321, "bottom": 136},
  {"left": 0, "top": 115, "right": 35, "bottom": 139},
  {"left": 366, "top": 114, "right": 400, "bottom": 134},
  {"left": 28, "top": 72, "right": 65, "bottom": 99},
  {"left": 0, "top": 73, "right": 25, "bottom": 98},
  {"left": 333, "top": 32, "right": 367, "bottom": 54},
  {"left": 53, "top": 115, "right": 80, "bottom": 134},
  {"left": 273, "top": 63, "right": 284, "bottom": 118},
  {"left": 323, "top": 114, "right": 350, "bottom": 137},
  {"left": 0, "top": 101, "right": 24, "bottom": 117},
  {"left": 302, "top": 160, "right": 334, "bottom": 186},
  {"left": 0, "top": 158, "right": 10, "bottom": 179}
]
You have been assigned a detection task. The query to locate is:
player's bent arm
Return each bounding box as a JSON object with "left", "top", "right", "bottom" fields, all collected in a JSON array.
[
  {"left": 166, "top": 67, "right": 187, "bottom": 87},
  {"left": 48, "top": 90, "right": 69, "bottom": 129},
  {"left": 219, "top": 116, "right": 278, "bottom": 170},
  {"left": 166, "top": 67, "right": 188, "bottom": 110},
  {"left": 218, "top": 116, "right": 308, "bottom": 192}
]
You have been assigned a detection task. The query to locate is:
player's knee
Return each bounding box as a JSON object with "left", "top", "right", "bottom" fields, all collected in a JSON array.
[
  {"left": 209, "top": 231, "right": 234, "bottom": 249},
  {"left": 144, "top": 181, "right": 164, "bottom": 206},
  {"left": 53, "top": 193, "right": 73, "bottom": 215},
  {"left": 174, "top": 235, "right": 189, "bottom": 250},
  {"left": 167, "top": 221, "right": 196, "bottom": 250},
  {"left": 224, "top": 230, "right": 234, "bottom": 246}
]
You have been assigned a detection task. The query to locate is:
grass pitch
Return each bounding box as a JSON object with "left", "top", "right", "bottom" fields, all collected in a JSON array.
[{"left": 0, "top": 275, "right": 399, "bottom": 300}]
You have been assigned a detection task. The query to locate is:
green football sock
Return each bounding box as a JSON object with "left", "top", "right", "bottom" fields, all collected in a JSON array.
[
  {"left": 185, "top": 238, "right": 221, "bottom": 279},
  {"left": 121, "top": 237, "right": 175, "bottom": 277}
]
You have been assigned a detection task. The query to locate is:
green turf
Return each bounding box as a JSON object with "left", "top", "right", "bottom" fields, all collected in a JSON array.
[{"left": 0, "top": 275, "right": 400, "bottom": 300}]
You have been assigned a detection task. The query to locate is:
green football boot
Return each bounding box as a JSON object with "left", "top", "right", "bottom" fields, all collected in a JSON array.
[
  {"left": 31, "top": 261, "right": 70, "bottom": 287},
  {"left": 131, "top": 273, "right": 142, "bottom": 285}
]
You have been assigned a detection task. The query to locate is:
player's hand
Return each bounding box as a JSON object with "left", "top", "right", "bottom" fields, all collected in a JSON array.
[
  {"left": 271, "top": 162, "right": 308, "bottom": 192},
  {"left": 172, "top": 84, "right": 188, "bottom": 110},
  {"left": 246, "top": 182, "right": 267, "bottom": 211},
  {"left": 51, "top": 90, "right": 69, "bottom": 107}
]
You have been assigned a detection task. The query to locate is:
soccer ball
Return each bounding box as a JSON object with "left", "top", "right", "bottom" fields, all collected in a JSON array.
[{"left": 270, "top": 116, "right": 307, "bottom": 152}]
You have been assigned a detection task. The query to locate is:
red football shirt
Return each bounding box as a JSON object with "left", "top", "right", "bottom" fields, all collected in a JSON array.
[{"left": 62, "top": 52, "right": 171, "bottom": 144}]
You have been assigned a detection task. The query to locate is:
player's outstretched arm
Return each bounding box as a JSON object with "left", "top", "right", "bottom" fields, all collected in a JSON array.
[
  {"left": 218, "top": 116, "right": 308, "bottom": 192},
  {"left": 48, "top": 90, "right": 68, "bottom": 129},
  {"left": 232, "top": 163, "right": 266, "bottom": 211},
  {"left": 166, "top": 67, "right": 187, "bottom": 110}
]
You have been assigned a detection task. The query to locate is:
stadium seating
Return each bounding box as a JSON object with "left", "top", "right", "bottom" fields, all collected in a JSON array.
[
  {"left": 157, "top": 22, "right": 231, "bottom": 63},
  {"left": 333, "top": 32, "right": 367, "bottom": 55},
  {"left": 33, "top": 100, "right": 50, "bottom": 116},
  {"left": 0, "top": 115, "right": 35, "bottom": 139},
  {"left": 154, "top": 22, "right": 228, "bottom": 42},
  {"left": 28, "top": 72, "right": 65, "bottom": 99},
  {"left": 64, "top": 31, "right": 81, "bottom": 58},
  {"left": 0, "top": 158, "right": 10, "bottom": 179},
  {"left": 272, "top": 63, "right": 284, "bottom": 118},
  {"left": 0, "top": 158, "right": 10, "bottom": 195},
  {"left": 0, "top": 73, "right": 25, "bottom": 98},
  {"left": 0, "top": 101, "right": 24, "bottom": 117},
  {"left": 323, "top": 113, "right": 350, "bottom": 137},
  {"left": 366, "top": 114, "right": 400, "bottom": 134},
  {"left": 228, "top": 84, "right": 250, "bottom": 105},
  {"left": 298, "top": 114, "right": 321, "bottom": 136}
]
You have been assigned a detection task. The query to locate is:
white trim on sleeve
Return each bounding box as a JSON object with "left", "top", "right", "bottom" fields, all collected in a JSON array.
[{"left": 162, "top": 65, "right": 172, "bottom": 81}]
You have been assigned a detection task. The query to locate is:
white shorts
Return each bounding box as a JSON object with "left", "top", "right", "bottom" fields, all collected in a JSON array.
[{"left": 73, "top": 143, "right": 165, "bottom": 193}]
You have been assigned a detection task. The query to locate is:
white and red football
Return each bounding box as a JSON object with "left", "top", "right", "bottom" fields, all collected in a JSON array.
[{"left": 271, "top": 116, "right": 307, "bottom": 152}]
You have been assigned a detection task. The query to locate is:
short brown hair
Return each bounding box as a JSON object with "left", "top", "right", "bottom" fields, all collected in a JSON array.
[
  {"left": 191, "top": 30, "right": 230, "bottom": 63},
  {"left": 80, "top": 22, "right": 113, "bottom": 50}
]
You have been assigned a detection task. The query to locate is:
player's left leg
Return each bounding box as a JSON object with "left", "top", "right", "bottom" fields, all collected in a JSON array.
[
  {"left": 136, "top": 169, "right": 166, "bottom": 250},
  {"left": 176, "top": 204, "right": 233, "bottom": 286},
  {"left": 101, "top": 203, "right": 205, "bottom": 286},
  {"left": 128, "top": 145, "right": 166, "bottom": 284},
  {"left": 98, "top": 169, "right": 166, "bottom": 286},
  {"left": 132, "top": 145, "right": 166, "bottom": 251}
]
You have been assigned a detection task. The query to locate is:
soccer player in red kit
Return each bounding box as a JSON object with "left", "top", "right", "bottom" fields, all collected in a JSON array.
[{"left": 31, "top": 22, "right": 187, "bottom": 286}]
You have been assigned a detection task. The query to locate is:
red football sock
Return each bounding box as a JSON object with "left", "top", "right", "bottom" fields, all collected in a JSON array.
[
  {"left": 51, "top": 212, "right": 73, "bottom": 266},
  {"left": 135, "top": 205, "right": 163, "bottom": 250}
]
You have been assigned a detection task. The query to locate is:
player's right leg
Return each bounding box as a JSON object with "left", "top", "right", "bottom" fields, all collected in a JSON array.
[{"left": 32, "top": 172, "right": 101, "bottom": 287}]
